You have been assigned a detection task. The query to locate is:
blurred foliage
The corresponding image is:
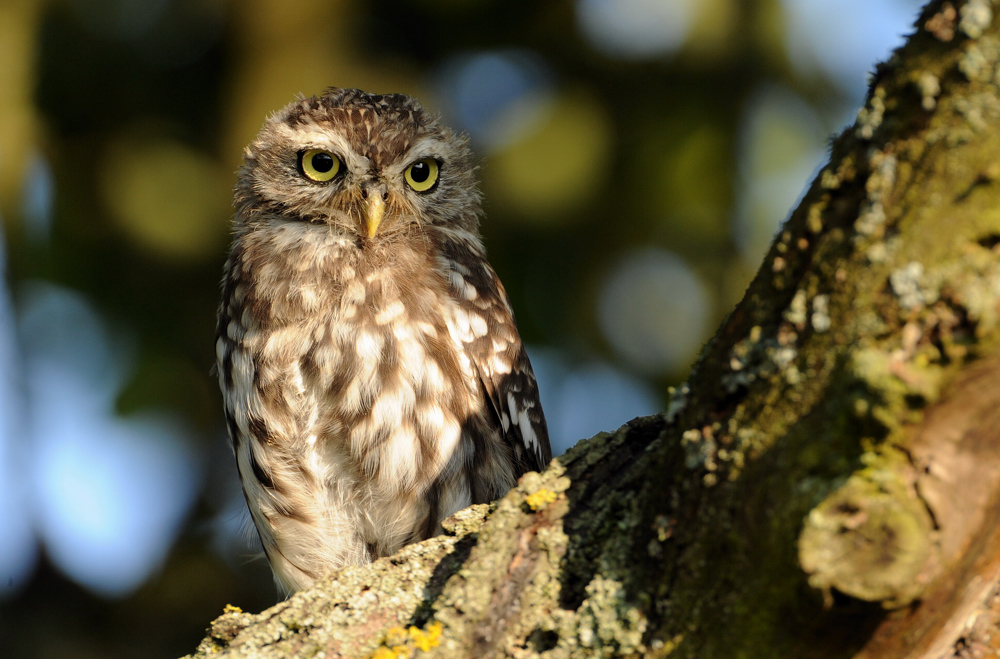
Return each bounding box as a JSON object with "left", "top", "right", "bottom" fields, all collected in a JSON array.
[{"left": 0, "top": 0, "right": 910, "bottom": 656}]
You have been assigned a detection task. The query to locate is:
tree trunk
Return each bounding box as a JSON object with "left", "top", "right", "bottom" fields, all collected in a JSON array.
[{"left": 185, "top": 1, "right": 1000, "bottom": 656}]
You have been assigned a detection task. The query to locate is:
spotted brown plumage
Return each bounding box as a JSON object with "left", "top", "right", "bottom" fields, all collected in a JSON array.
[{"left": 216, "top": 88, "right": 551, "bottom": 594}]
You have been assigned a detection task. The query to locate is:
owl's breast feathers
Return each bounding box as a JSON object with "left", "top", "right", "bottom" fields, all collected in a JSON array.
[{"left": 217, "top": 220, "right": 550, "bottom": 591}]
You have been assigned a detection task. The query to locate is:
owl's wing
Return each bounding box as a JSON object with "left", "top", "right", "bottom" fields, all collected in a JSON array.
[
  {"left": 443, "top": 253, "right": 552, "bottom": 473},
  {"left": 481, "top": 340, "right": 552, "bottom": 473}
]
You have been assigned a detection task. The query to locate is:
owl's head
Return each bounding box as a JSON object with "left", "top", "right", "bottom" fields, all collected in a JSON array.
[{"left": 235, "top": 88, "right": 481, "bottom": 240}]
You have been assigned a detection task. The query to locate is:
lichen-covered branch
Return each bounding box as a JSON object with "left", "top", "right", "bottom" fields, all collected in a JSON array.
[{"left": 185, "top": 1, "right": 1000, "bottom": 657}]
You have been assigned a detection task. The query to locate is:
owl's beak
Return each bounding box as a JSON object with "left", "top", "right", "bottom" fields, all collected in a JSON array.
[{"left": 365, "top": 195, "right": 385, "bottom": 238}]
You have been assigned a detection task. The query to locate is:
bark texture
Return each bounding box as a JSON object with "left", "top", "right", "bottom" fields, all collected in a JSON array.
[{"left": 186, "top": 1, "right": 1000, "bottom": 656}]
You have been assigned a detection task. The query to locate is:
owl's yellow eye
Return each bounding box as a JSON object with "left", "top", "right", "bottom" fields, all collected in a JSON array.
[
  {"left": 300, "top": 149, "right": 341, "bottom": 182},
  {"left": 404, "top": 158, "right": 439, "bottom": 192}
]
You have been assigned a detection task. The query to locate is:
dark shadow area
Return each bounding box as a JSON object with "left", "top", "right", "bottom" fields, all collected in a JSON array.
[{"left": 407, "top": 531, "right": 481, "bottom": 628}]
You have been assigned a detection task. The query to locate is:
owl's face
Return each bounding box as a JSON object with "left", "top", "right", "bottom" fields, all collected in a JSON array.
[{"left": 235, "top": 88, "right": 481, "bottom": 240}]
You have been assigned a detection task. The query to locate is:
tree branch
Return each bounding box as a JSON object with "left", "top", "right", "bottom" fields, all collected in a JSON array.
[{"left": 186, "top": 1, "right": 1000, "bottom": 656}]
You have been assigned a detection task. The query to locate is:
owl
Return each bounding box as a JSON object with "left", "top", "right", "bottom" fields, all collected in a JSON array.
[{"left": 216, "top": 88, "right": 551, "bottom": 594}]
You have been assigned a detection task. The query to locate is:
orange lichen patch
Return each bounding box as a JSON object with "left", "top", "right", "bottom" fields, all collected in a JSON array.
[
  {"left": 409, "top": 621, "right": 443, "bottom": 651},
  {"left": 367, "top": 621, "right": 442, "bottom": 657},
  {"left": 525, "top": 488, "right": 558, "bottom": 511}
]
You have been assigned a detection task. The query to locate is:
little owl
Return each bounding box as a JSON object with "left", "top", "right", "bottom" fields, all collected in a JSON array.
[{"left": 216, "top": 88, "right": 551, "bottom": 594}]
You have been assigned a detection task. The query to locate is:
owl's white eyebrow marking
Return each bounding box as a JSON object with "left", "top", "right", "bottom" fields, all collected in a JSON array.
[
  {"left": 385, "top": 137, "right": 451, "bottom": 174},
  {"left": 290, "top": 127, "right": 372, "bottom": 173}
]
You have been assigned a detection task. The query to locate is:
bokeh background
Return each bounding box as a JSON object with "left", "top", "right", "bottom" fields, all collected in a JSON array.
[{"left": 0, "top": 0, "right": 923, "bottom": 656}]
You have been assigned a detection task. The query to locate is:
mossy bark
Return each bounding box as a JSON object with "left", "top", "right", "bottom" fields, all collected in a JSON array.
[{"left": 185, "top": 1, "right": 1000, "bottom": 657}]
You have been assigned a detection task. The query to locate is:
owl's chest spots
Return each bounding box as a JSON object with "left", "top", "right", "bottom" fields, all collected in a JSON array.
[
  {"left": 249, "top": 246, "right": 464, "bottom": 411},
  {"left": 287, "top": 270, "right": 470, "bottom": 494},
  {"left": 314, "top": 269, "right": 463, "bottom": 403},
  {"left": 233, "top": 227, "right": 475, "bottom": 474}
]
